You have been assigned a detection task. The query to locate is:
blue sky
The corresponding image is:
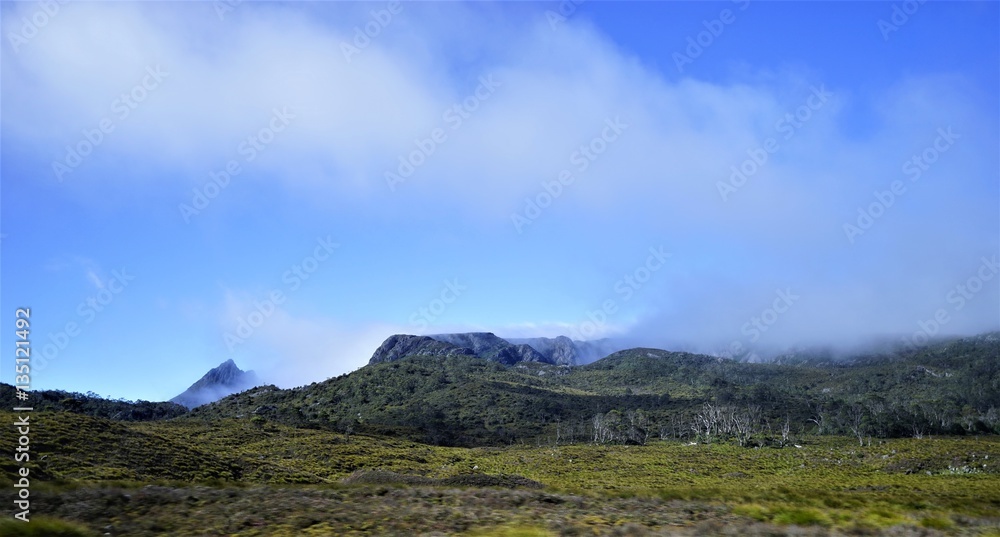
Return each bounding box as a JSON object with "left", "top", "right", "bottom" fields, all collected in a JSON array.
[{"left": 2, "top": 1, "right": 998, "bottom": 401}]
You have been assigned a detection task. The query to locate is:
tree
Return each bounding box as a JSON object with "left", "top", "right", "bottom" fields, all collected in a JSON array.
[
  {"left": 845, "top": 404, "right": 867, "bottom": 446},
  {"left": 809, "top": 401, "right": 830, "bottom": 435},
  {"left": 778, "top": 415, "right": 792, "bottom": 447},
  {"left": 731, "top": 405, "right": 762, "bottom": 448},
  {"left": 625, "top": 409, "right": 651, "bottom": 445}
]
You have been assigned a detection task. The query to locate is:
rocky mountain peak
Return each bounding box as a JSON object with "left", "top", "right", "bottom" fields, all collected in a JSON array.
[{"left": 170, "top": 359, "right": 261, "bottom": 409}]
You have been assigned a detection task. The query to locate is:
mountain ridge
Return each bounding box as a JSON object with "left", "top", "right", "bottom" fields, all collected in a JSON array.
[
  {"left": 170, "top": 359, "right": 261, "bottom": 409},
  {"left": 185, "top": 332, "right": 1000, "bottom": 446},
  {"left": 370, "top": 332, "right": 627, "bottom": 367}
]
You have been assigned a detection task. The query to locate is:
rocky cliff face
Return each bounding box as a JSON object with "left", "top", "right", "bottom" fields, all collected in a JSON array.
[
  {"left": 369, "top": 332, "right": 622, "bottom": 367},
  {"left": 370, "top": 332, "right": 548, "bottom": 366},
  {"left": 170, "top": 359, "right": 261, "bottom": 409},
  {"left": 428, "top": 332, "right": 548, "bottom": 365},
  {"left": 368, "top": 335, "right": 476, "bottom": 365},
  {"left": 506, "top": 336, "right": 578, "bottom": 365}
]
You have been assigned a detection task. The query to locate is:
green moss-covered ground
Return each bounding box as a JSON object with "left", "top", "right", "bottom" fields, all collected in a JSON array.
[{"left": 1, "top": 411, "right": 998, "bottom": 535}]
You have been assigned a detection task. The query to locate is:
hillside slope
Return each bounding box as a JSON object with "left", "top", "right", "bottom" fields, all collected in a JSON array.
[{"left": 190, "top": 335, "right": 1000, "bottom": 446}]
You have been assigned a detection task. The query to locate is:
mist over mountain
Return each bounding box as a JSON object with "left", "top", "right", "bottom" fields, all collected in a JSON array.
[
  {"left": 170, "top": 359, "right": 262, "bottom": 409},
  {"left": 368, "top": 335, "right": 477, "bottom": 365},
  {"left": 369, "top": 332, "right": 629, "bottom": 367},
  {"left": 504, "top": 336, "right": 626, "bottom": 366},
  {"left": 187, "top": 331, "right": 1000, "bottom": 448},
  {"left": 372, "top": 333, "right": 554, "bottom": 366}
]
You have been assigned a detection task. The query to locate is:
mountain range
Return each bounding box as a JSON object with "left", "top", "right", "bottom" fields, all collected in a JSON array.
[
  {"left": 175, "top": 332, "right": 626, "bottom": 408},
  {"left": 3, "top": 331, "right": 997, "bottom": 448},
  {"left": 177, "top": 331, "right": 1000, "bottom": 446},
  {"left": 369, "top": 332, "right": 622, "bottom": 367}
]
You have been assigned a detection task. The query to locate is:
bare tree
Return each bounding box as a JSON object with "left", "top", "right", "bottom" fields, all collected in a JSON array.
[
  {"left": 593, "top": 413, "right": 608, "bottom": 444},
  {"left": 731, "top": 405, "right": 762, "bottom": 447},
  {"left": 846, "top": 404, "right": 866, "bottom": 446},
  {"left": 694, "top": 403, "right": 724, "bottom": 442},
  {"left": 779, "top": 416, "right": 791, "bottom": 447},
  {"left": 809, "top": 402, "right": 829, "bottom": 435}
]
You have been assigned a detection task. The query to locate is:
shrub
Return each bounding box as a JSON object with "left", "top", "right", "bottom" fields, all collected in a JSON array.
[{"left": 771, "top": 507, "right": 832, "bottom": 527}]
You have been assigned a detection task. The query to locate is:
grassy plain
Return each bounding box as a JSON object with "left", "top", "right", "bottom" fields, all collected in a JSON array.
[{"left": 1, "top": 411, "right": 998, "bottom": 536}]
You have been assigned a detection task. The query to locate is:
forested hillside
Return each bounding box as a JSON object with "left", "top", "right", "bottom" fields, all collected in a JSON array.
[{"left": 187, "top": 333, "right": 1000, "bottom": 446}]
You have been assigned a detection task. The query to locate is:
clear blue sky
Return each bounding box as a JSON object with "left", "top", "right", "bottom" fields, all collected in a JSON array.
[{"left": 2, "top": 1, "right": 998, "bottom": 401}]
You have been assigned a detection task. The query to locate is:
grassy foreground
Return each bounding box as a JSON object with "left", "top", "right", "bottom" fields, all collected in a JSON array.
[{"left": 1, "top": 412, "right": 999, "bottom": 535}]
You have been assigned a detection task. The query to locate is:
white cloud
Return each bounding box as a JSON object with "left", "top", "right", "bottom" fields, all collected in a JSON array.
[
  {"left": 218, "top": 288, "right": 405, "bottom": 387},
  {"left": 4, "top": 2, "right": 996, "bottom": 358}
]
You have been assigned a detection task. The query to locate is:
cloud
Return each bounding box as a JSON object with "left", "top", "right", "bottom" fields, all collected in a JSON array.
[
  {"left": 3, "top": 2, "right": 996, "bottom": 363},
  {"left": 218, "top": 288, "right": 405, "bottom": 387}
]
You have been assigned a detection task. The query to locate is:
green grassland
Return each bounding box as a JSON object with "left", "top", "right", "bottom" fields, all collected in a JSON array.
[{"left": 2, "top": 410, "right": 998, "bottom": 536}]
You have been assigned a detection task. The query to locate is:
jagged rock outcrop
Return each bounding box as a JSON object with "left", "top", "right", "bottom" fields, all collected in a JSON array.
[
  {"left": 428, "top": 332, "right": 548, "bottom": 365},
  {"left": 170, "top": 359, "right": 261, "bottom": 409},
  {"left": 368, "top": 334, "right": 476, "bottom": 365},
  {"left": 369, "top": 332, "right": 623, "bottom": 367},
  {"left": 506, "top": 336, "right": 578, "bottom": 365},
  {"left": 370, "top": 332, "right": 548, "bottom": 366}
]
